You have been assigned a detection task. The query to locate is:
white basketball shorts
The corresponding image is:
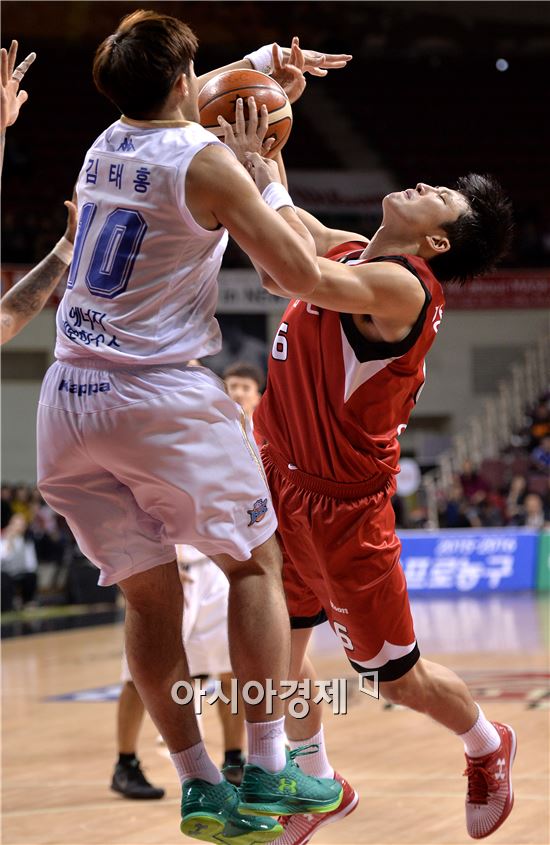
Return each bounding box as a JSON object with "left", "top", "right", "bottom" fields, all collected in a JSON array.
[
  {"left": 120, "top": 546, "right": 231, "bottom": 681},
  {"left": 37, "top": 360, "right": 276, "bottom": 586}
]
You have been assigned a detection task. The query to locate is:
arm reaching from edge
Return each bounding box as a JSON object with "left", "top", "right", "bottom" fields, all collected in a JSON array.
[{"left": 1, "top": 200, "right": 76, "bottom": 345}]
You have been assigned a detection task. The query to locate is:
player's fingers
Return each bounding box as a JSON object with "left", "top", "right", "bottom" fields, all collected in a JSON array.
[
  {"left": 272, "top": 43, "right": 283, "bottom": 73},
  {"left": 262, "top": 136, "right": 275, "bottom": 155},
  {"left": 244, "top": 151, "right": 263, "bottom": 165},
  {"left": 257, "top": 102, "right": 268, "bottom": 140},
  {"left": 217, "top": 115, "right": 235, "bottom": 144},
  {"left": 307, "top": 67, "right": 328, "bottom": 77},
  {"left": 15, "top": 89, "right": 28, "bottom": 108},
  {"left": 7, "top": 40, "right": 18, "bottom": 77},
  {"left": 1, "top": 49, "right": 8, "bottom": 87},
  {"left": 234, "top": 96, "right": 246, "bottom": 136},
  {"left": 247, "top": 96, "right": 258, "bottom": 137},
  {"left": 63, "top": 200, "right": 78, "bottom": 243},
  {"left": 318, "top": 54, "right": 353, "bottom": 67},
  {"left": 12, "top": 52, "right": 36, "bottom": 85}
]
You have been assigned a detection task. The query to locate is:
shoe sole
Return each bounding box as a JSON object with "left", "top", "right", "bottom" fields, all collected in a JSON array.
[
  {"left": 239, "top": 791, "right": 343, "bottom": 817},
  {"left": 110, "top": 784, "right": 165, "bottom": 800},
  {"left": 469, "top": 724, "right": 517, "bottom": 840},
  {"left": 287, "top": 789, "right": 360, "bottom": 845},
  {"left": 180, "top": 814, "right": 283, "bottom": 844}
]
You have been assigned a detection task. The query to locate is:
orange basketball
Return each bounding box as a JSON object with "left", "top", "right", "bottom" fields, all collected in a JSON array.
[{"left": 198, "top": 69, "right": 292, "bottom": 158}]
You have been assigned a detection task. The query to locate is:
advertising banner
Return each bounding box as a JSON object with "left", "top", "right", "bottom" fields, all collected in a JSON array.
[{"left": 400, "top": 529, "right": 538, "bottom": 594}]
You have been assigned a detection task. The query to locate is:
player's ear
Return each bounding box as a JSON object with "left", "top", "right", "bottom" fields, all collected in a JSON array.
[
  {"left": 174, "top": 73, "right": 188, "bottom": 98},
  {"left": 425, "top": 233, "right": 450, "bottom": 254}
]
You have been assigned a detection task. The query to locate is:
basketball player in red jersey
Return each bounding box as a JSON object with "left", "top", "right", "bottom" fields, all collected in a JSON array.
[{"left": 245, "top": 153, "right": 515, "bottom": 843}]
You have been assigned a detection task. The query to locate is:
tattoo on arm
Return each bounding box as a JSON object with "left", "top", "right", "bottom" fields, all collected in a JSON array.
[{"left": 0, "top": 253, "right": 67, "bottom": 344}]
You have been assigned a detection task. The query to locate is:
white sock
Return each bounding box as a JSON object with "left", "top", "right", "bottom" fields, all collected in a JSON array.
[
  {"left": 288, "top": 725, "right": 334, "bottom": 779},
  {"left": 170, "top": 740, "right": 222, "bottom": 785},
  {"left": 246, "top": 717, "right": 287, "bottom": 772},
  {"left": 459, "top": 704, "right": 501, "bottom": 758}
]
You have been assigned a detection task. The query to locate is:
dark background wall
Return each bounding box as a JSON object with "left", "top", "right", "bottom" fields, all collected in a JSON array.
[{"left": 2, "top": 1, "right": 550, "bottom": 266}]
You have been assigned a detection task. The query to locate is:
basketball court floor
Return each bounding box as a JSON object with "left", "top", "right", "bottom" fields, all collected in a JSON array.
[{"left": 3, "top": 594, "right": 549, "bottom": 845}]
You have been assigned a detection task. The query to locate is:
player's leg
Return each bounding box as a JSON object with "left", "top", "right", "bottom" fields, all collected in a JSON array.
[
  {"left": 179, "top": 552, "right": 246, "bottom": 784},
  {"left": 111, "top": 660, "right": 165, "bottom": 800},
  {"left": 108, "top": 368, "right": 341, "bottom": 819},
  {"left": 37, "top": 368, "right": 284, "bottom": 843},
  {"left": 379, "top": 659, "right": 516, "bottom": 839},
  {"left": 218, "top": 672, "right": 246, "bottom": 784}
]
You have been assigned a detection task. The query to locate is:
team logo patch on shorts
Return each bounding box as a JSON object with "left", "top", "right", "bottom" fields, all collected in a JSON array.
[{"left": 247, "top": 498, "right": 268, "bottom": 526}]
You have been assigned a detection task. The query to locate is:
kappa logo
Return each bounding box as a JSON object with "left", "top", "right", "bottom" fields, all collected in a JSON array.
[
  {"left": 116, "top": 136, "right": 135, "bottom": 152},
  {"left": 247, "top": 498, "right": 268, "bottom": 526},
  {"left": 58, "top": 379, "right": 111, "bottom": 396}
]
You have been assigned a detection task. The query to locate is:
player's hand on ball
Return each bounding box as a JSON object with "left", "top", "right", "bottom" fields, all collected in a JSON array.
[
  {"left": 218, "top": 96, "right": 275, "bottom": 163},
  {"left": 244, "top": 152, "right": 282, "bottom": 193}
]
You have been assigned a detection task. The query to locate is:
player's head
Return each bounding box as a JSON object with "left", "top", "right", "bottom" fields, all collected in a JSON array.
[
  {"left": 93, "top": 10, "right": 198, "bottom": 119},
  {"left": 383, "top": 175, "right": 513, "bottom": 284},
  {"left": 223, "top": 362, "right": 264, "bottom": 417}
]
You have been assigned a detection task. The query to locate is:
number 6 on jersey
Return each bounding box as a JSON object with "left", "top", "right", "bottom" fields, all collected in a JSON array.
[{"left": 272, "top": 321, "right": 289, "bottom": 361}]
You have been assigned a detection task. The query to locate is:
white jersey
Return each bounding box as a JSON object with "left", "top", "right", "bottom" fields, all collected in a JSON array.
[{"left": 55, "top": 118, "right": 228, "bottom": 366}]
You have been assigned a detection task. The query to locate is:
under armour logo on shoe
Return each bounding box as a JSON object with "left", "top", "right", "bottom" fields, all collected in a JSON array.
[
  {"left": 278, "top": 778, "right": 297, "bottom": 794},
  {"left": 494, "top": 758, "right": 506, "bottom": 780},
  {"left": 190, "top": 822, "right": 209, "bottom": 833}
]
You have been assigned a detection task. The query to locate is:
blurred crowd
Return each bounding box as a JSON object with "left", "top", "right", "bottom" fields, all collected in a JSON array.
[{"left": 437, "top": 392, "right": 550, "bottom": 530}]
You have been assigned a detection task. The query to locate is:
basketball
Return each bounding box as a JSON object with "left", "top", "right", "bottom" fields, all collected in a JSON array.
[{"left": 198, "top": 69, "right": 293, "bottom": 158}]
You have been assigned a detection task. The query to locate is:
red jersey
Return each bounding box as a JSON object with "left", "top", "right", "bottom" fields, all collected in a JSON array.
[{"left": 254, "top": 243, "right": 445, "bottom": 484}]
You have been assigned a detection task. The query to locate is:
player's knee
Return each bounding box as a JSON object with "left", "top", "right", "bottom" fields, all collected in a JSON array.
[
  {"left": 120, "top": 559, "right": 180, "bottom": 612},
  {"left": 379, "top": 659, "right": 429, "bottom": 708}
]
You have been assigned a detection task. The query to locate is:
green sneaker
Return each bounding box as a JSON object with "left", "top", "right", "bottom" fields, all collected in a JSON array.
[
  {"left": 238, "top": 746, "right": 343, "bottom": 817},
  {"left": 180, "top": 777, "right": 283, "bottom": 843}
]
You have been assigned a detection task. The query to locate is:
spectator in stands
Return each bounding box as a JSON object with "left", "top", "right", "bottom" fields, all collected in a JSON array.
[
  {"left": 459, "top": 459, "right": 489, "bottom": 503},
  {"left": 511, "top": 492, "right": 548, "bottom": 530},
  {"left": 506, "top": 475, "right": 528, "bottom": 524},
  {"left": 439, "top": 477, "right": 474, "bottom": 528},
  {"left": 223, "top": 361, "right": 264, "bottom": 424},
  {"left": 531, "top": 434, "right": 550, "bottom": 472},
  {"left": 10, "top": 484, "right": 33, "bottom": 523},
  {"left": 1, "top": 503, "right": 38, "bottom": 610},
  {"left": 527, "top": 399, "right": 550, "bottom": 450}
]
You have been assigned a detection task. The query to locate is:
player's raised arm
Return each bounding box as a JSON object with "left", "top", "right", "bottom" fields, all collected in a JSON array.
[
  {"left": 197, "top": 36, "right": 352, "bottom": 96},
  {"left": 186, "top": 144, "right": 319, "bottom": 296}
]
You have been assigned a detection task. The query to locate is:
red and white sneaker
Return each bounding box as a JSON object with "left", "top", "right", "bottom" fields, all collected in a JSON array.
[
  {"left": 273, "top": 772, "right": 358, "bottom": 844},
  {"left": 464, "top": 722, "right": 517, "bottom": 839}
]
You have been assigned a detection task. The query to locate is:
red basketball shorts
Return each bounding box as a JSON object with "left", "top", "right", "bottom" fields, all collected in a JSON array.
[{"left": 262, "top": 446, "right": 419, "bottom": 682}]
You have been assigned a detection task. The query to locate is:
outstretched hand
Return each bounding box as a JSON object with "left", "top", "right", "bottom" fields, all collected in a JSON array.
[
  {"left": 273, "top": 36, "right": 352, "bottom": 104},
  {"left": 1, "top": 40, "right": 36, "bottom": 132}
]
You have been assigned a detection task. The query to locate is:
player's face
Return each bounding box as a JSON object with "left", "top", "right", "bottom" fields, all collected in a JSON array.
[
  {"left": 382, "top": 183, "right": 471, "bottom": 234},
  {"left": 225, "top": 377, "right": 261, "bottom": 417}
]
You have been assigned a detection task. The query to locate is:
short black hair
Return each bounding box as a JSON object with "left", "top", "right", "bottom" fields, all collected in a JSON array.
[
  {"left": 223, "top": 362, "right": 265, "bottom": 391},
  {"left": 93, "top": 10, "right": 198, "bottom": 118},
  {"left": 429, "top": 174, "right": 514, "bottom": 285}
]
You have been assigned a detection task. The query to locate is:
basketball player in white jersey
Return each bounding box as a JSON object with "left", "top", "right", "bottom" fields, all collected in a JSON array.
[{"left": 36, "top": 11, "right": 348, "bottom": 842}]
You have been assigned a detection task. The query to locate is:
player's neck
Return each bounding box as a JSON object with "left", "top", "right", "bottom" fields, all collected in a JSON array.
[{"left": 360, "top": 225, "right": 421, "bottom": 260}]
